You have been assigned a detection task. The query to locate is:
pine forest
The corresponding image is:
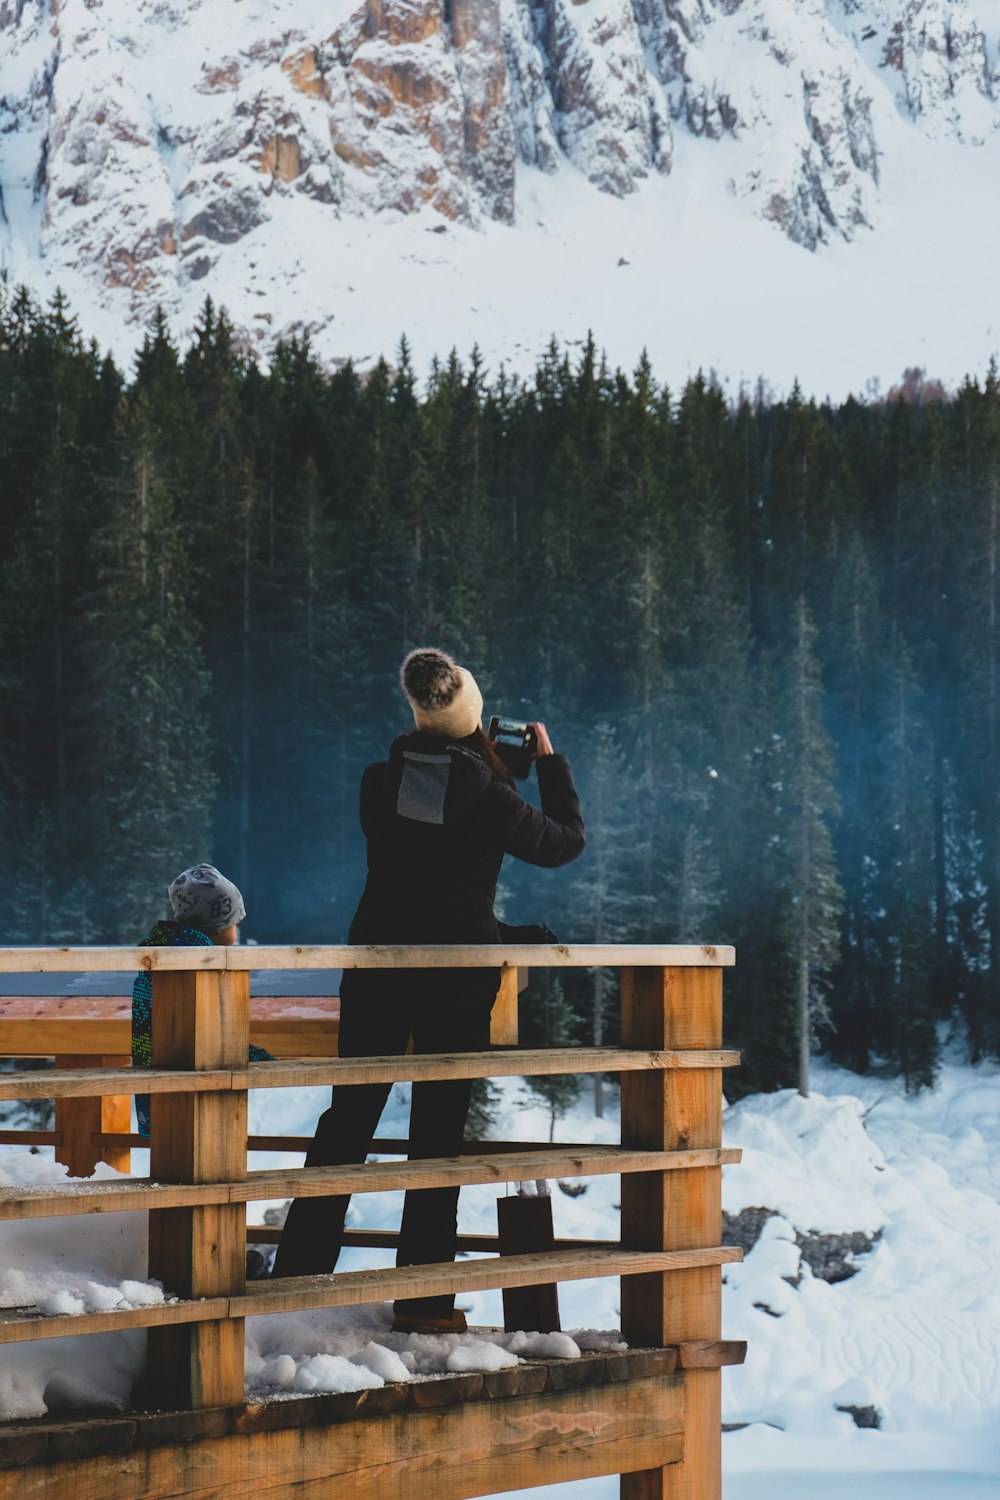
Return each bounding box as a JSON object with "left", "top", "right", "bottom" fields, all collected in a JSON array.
[{"left": 2, "top": 286, "right": 999, "bottom": 1101}]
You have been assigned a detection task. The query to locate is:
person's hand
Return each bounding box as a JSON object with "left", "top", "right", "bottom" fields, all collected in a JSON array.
[{"left": 531, "top": 722, "right": 554, "bottom": 757}]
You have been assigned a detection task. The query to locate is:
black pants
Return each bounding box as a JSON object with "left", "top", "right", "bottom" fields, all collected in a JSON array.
[{"left": 272, "top": 971, "right": 496, "bottom": 1318}]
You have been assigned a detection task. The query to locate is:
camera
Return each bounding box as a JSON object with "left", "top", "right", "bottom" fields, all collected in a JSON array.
[{"left": 487, "top": 716, "right": 538, "bottom": 779}]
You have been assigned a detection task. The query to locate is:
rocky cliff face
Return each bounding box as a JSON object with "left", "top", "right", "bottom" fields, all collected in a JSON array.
[{"left": 0, "top": 0, "right": 997, "bottom": 340}]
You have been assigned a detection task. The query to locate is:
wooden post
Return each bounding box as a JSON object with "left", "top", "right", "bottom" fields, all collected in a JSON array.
[
  {"left": 490, "top": 966, "right": 519, "bottom": 1045},
  {"left": 619, "top": 965, "right": 724, "bottom": 1500},
  {"left": 53, "top": 1056, "right": 131, "bottom": 1177},
  {"left": 145, "top": 968, "right": 249, "bottom": 1410},
  {"left": 497, "top": 1191, "right": 561, "bottom": 1333}
]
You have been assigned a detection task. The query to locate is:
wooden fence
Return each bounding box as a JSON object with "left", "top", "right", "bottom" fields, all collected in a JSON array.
[{"left": 0, "top": 943, "right": 741, "bottom": 1500}]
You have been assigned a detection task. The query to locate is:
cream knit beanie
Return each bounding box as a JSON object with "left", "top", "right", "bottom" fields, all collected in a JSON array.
[{"left": 400, "top": 648, "right": 484, "bottom": 740}]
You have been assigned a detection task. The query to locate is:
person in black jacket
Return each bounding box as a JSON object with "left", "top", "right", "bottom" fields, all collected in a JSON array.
[{"left": 272, "top": 647, "right": 585, "bottom": 1332}]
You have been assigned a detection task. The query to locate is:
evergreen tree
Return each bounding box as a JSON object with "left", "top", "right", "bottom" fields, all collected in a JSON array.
[
  {"left": 570, "top": 723, "right": 637, "bottom": 1115},
  {"left": 519, "top": 970, "right": 582, "bottom": 1141},
  {"left": 775, "top": 598, "right": 844, "bottom": 1096},
  {"left": 83, "top": 391, "right": 216, "bottom": 939}
]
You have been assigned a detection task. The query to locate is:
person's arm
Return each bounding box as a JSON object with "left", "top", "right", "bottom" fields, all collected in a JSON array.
[{"left": 496, "top": 729, "right": 585, "bottom": 867}]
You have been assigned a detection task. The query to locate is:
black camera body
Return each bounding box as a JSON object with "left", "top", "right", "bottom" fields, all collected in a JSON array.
[{"left": 487, "top": 716, "right": 538, "bottom": 779}]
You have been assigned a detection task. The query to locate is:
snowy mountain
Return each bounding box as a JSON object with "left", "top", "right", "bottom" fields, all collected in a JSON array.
[{"left": 1, "top": 0, "right": 999, "bottom": 391}]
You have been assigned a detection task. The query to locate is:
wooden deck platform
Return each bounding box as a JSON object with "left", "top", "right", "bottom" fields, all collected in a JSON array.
[
  {"left": 0, "top": 944, "right": 743, "bottom": 1499},
  {"left": 0, "top": 1344, "right": 743, "bottom": 1500}
]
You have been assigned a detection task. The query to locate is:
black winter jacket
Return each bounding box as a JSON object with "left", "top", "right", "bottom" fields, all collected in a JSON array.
[{"left": 343, "top": 732, "right": 585, "bottom": 965}]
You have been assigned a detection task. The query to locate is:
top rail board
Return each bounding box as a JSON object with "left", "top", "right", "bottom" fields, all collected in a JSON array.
[{"left": 0, "top": 944, "right": 735, "bottom": 973}]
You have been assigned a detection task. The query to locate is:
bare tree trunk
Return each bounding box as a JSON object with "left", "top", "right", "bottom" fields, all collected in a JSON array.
[{"left": 798, "top": 955, "right": 810, "bottom": 1097}]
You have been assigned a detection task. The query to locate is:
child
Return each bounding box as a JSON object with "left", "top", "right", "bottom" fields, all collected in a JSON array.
[{"left": 131, "top": 863, "right": 271, "bottom": 1139}]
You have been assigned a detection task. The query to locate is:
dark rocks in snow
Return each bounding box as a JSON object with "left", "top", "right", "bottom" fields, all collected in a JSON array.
[
  {"left": 723, "top": 1207, "right": 777, "bottom": 1257},
  {"left": 182, "top": 186, "right": 266, "bottom": 246},
  {"left": 724, "top": 1206, "right": 881, "bottom": 1284},
  {"left": 836, "top": 1402, "right": 882, "bottom": 1429},
  {"left": 796, "top": 1226, "right": 881, "bottom": 1284}
]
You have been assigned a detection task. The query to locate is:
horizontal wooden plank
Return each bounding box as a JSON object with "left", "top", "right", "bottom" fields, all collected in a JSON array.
[
  {"left": 82, "top": 1134, "right": 608, "bottom": 1154},
  {"left": 0, "top": 1021, "right": 130, "bottom": 1055},
  {"left": 676, "top": 1339, "right": 748, "bottom": 1369},
  {"left": 248, "top": 1229, "right": 608, "bottom": 1252},
  {"left": 247, "top": 1047, "right": 741, "bottom": 1090},
  {"left": 86, "top": 1134, "right": 621, "bottom": 1154},
  {"left": 0, "top": 1047, "right": 741, "bottom": 1102},
  {"left": 0, "top": 943, "right": 735, "bottom": 974},
  {"left": 245, "top": 1020, "right": 339, "bottom": 1056},
  {"left": 0, "top": 1296, "right": 230, "bottom": 1344},
  {"left": 0, "top": 1147, "right": 742, "bottom": 1220},
  {"left": 225, "top": 944, "right": 736, "bottom": 971},
  {"left": 248, "top": 1228, "right": 620, "bottom": 1254},
  {"left": 0, "top": 1246, "right": 742, "bottom": 1344},
  {"left": 0, "top": 997, "right": 340, "bottom": 1018},
  {"left": 244, "top": 1146, "right": 742, "bottom": 1201},
  {"left": 238, "top": 1245, "right": 742, "bottom": 1316},
  {"left": 0, "top": 1017, "right": 339, "bottom": 1058},
  {"left": 0, "top": 1371, "right": 685, "bottom": 1500},
  {"left": 0, "top": 948, "right": 227, "bottom": 973},
  {"left": 241, "top": 1136, "right": 608, "bottom": 1156},
  {"left": 0, "top": 1067, "right": 237, "bottom": 1102}
]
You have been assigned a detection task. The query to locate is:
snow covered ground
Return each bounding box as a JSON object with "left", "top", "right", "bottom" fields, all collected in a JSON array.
[
  {"left": 8, "top": 135, "right": 1000, "bottom": 407},
  {"left": 1, "top": 1048, "right": 999, "bottom": 1497}
]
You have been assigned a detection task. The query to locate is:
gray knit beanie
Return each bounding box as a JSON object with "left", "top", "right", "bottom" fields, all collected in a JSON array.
[
  {"left": 168, "top": 864, "right": 246, "bottom": 931},
  {"left": 401, "top": 648, "right": 484, "bottom": 740}
]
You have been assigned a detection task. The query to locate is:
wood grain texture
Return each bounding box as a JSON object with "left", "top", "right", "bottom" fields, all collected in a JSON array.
[
  {"left": 0, "top": 1148, "right": 741, "bottom": 1221},
  {"left": 238, "top": 1247, "right": 740, "bottom": 1317},
  {"left": 53, "top": 1055, "right": 130, "bottom": 1177},
  {"left": 676, "top": 1340, "right": 747, "bottom": 1369},
  {"left": 619, "top": 965, "right": 729, "bottom": 1500},
  {"left": 0, "top": 1065, "right": 235, "bottom": 1102},
  {"left": 0, "top": 943, "right": 734, "bottom": 973},
  {"left": 147, "top": 969, "right": 249, "bottom": 1410},
  {"left": 0, "top": 1297, "right": 230, "bottom": 1344},
  {"left": 0, "top": 998, "right": 340, "bottom": 1059},
  {"left": 2, "top": 1021, "right": 129, "bottom": 1054},
  {"left": 0, "top": 1047, "right": 741, "bottom": 1103},
  {"left": 242, "top": 1046, "right": 739, "bottom": 1090},
  {"left": 0, "top": 1377, "right": 684, "bottom": 1500},
  {"left": 0, "top": 1018, "right": 341, "bottom": 1056},
  {"left": 0, "top": 947, "right": 227, "bottom": 972},
  {"left": 0, "top": 1248, "right": 741, "bottom": 1345},
  {"left": 490, "top": 966, "right": 519, "bottom": 1045},
  {"left": 90, "top": 1133, "right": 646, "bottom": 1155}
]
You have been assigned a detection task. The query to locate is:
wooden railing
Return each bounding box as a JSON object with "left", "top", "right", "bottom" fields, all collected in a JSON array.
[
  {"left": 0, "top": 970, "right": 523, "bottom": 1174},
  {"left": 0, "top": 943, "right": 740, "bottom": 1500}
]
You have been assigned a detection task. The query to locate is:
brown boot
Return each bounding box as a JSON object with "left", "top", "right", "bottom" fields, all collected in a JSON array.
[{"left": 391, "top": 1309, "right": 468, "bottom": 1335}]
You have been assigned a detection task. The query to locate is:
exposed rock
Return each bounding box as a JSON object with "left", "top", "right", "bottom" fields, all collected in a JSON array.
[
  {"left": 520, "top": 0, "right": 672, "bottom": 194},
  {"left": 723, "top": 1206, "right": 776, "bottom": 1257},
  {"left": 879, "top": 0, "right": 995, "bottom": 140},
  {"left": 257, "top": 134, "right": 305, "bottom": 186},
  {"left": 181, "top": 183, "right": 267, "bottom": 246},
  {"left": 1, "top": 0, "right": 998, "bottom": 327},
  {"left": 836, "top": 1402, "right": 882, "bottom": 1428},
  {"left": 723, "top": 1207, "right": 881, "bottom": 1283},
  {"left": 448, "top": 0, "right": 514, "bottom": 223},
  {"left": 796, "top": 1226, "right": 881, "bottom": 1284}
]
